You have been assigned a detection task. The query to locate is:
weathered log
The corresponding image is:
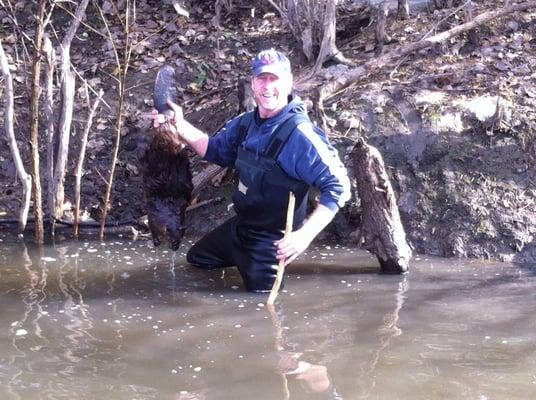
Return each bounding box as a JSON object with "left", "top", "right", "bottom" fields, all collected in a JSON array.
[
  {"left": 0, "top": 218, "right": 138, "bottom": 239},
  {"left": 350, "top": 138, "right": 411, "bottom": 273}
]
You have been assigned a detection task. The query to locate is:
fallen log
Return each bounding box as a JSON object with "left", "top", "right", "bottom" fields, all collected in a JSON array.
[
  {"left": 310, "top": 0, "right": 536, "bottom": 130},
  {"left": 350, "top": 138, "right": 411, "bottom": 273}
]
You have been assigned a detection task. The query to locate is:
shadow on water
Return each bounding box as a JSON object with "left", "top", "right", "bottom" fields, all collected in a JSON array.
[{"left": 1, "top": 238, "right": 536, "bottom": 399}]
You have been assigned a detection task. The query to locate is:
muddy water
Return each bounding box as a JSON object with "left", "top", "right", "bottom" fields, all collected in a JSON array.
[{"left": 0, "top": 238, "right": 534, "bottom": 400}]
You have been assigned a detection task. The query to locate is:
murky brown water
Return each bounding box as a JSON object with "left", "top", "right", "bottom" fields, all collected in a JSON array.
[{"left": 0, "top": 237, "right": 535, "bottom": 400}]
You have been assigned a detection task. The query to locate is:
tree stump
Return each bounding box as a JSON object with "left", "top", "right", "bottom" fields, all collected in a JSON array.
[{"left": 350, "top": 138, "right": 411, "bottom": 273}]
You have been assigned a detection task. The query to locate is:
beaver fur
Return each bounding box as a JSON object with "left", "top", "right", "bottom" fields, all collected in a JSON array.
[{"left": 138, "top": 125, "right": 193, "bottom": 251}]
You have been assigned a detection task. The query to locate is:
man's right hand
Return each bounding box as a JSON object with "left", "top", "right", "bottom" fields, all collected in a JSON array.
[
  {"left": 166, "top": 100, "right": 185, "bottom": 134},
  {"left": 150, "top": 100, "right": 210, "bottom": 158}
]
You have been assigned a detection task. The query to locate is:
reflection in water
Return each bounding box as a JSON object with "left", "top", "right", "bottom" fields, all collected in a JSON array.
[
  {"left": 7, "top": 244, "right": 34, "bottom": 400},
  {"left": 268, "top": 303, "right": 343, "bottom": 400},
  {"left": 358, "top": 276, "right": 409, "bottom": 399},
  {"left": 0, "top": 240, "right": 535, "bottom": 399}
]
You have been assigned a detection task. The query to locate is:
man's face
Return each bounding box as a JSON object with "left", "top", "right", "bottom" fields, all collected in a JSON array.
[{"left": 251, "top": 72, "right": 292, "bottom": 119}]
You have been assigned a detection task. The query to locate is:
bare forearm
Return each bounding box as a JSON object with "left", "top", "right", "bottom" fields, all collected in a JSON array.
[
  {"left": 158, "top": 101, "right": 209, "bottom": 158},
  {"left": 297, "top": 203, "right": 337, "bottom": 242},
  {"left": 178, "top": 119, "right": 209, "bottom": 158},
  {"left": 275, "top": 203, "right": 338, "bottom": 265}
]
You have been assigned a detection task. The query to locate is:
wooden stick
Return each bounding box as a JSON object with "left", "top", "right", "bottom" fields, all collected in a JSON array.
[
  {"left": 266, "top": 303, "right": 290, "bottom": 399},
  {"left": 267, "top": 191, "right": 295, "bottom": 305}
]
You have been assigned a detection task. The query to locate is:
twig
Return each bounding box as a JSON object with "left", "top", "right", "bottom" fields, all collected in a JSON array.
[
  {"left": 185, "top": 197, "right": 223, "bottom": 212},
  {"left": 267, "top": 192, "right": 295, "bottom": 305},
  {"left": 99, "top": 0, "right": 134, "bottom": 239},
  {"left": 73, "top": 86, "right": 104, "bottom": 238}
]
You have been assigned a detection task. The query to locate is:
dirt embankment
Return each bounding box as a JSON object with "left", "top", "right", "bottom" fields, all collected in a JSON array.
[{"left": 1, "top": 1, "right": 536, "bottom": 265}]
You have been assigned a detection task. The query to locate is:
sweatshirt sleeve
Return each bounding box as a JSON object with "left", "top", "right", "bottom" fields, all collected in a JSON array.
[
  {"left": 279, "top": 122, "right": 351, "bottom": 212},
  {"left": 204, "top": 115, "right": 243, "bottom": 167}
]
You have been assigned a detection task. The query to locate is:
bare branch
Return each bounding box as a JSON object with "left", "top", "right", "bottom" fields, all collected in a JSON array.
[
  {"left": 62, "top": 0, "right": 91, "bottom": 49},
  {"left": 0, "top": 40, "right": 32, "bottom": 235},
  {"left": 73, "top": 87, "right": 104, "bottom": 238}
]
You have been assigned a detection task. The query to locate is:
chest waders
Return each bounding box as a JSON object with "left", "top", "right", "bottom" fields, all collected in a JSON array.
[
  {"left": 233, "top": 111, "right": 310, "bottom": 231},
  {"left": 186, "top": 111, "right": 312, "bottom": 292}
]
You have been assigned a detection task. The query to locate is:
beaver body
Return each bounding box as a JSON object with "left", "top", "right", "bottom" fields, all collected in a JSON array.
[{"left": 139, "top": 127, "right": 193, "bottom": 251}]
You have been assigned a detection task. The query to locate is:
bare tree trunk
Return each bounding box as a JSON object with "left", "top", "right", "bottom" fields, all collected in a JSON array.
[
  {"left": 350, "top": 139, "right": 411, "bottom": 273},
  {"left": 42, "top": 34, "right": 56, "bottom": 229},
  {"left": 53, "top": 0, "right": 90, "bottom": 221},
  {"left": 73, "top": 87, "right": 103, "bottom": 238},
  {"left": 53, "top": 53, "right": 75, "bottom": 219},
  {"left": 29, "top": 0, "right": 46, "bottom": 244},
  {"left": 271, "top": 0, "right": 350, "bottom": 72},
  {"left": 375, "top": 2, "right": 389, "bottom": 56},
  {"left": 99, "top": 0, "right": 133, "bottom": 239},
  {"left": 464, "top": 1, "right": 479, "bottom": 47},
  {"left": 312, "top": 0, "right": 338, "bottom": 74},
  {"left": 0, "top": 41, "right": 32, "bottom": 236},
  {"left": 313, "top": 0, "right": 353, "bottom": 74},
  {"left": 397, "top": 0, "right": 410, "bottom": 19}
]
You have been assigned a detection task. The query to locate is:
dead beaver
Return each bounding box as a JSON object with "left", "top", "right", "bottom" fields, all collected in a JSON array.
[
  {"left": 139, "top": 125, "right": 192, "bottom": 251},
  {"left": 138, "top": 65, "right": 193, "bottom": 251}
]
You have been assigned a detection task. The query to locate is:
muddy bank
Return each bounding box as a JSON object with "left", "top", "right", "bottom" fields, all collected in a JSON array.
[
  {"left": 335, "top": 83, "right": 536, "bottom": 264},
  {"left": 1, "top": 2, "right": 536, "bottom": 266}
]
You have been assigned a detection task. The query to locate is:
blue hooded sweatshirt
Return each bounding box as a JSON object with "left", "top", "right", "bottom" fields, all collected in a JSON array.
[{"left": 204, "top": 96, "right": 350, "bottom": 228}]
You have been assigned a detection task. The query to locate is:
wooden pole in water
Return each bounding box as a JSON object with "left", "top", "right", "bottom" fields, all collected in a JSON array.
[{"left": 267, "top": 192, "right": 295, "bottom": 305}]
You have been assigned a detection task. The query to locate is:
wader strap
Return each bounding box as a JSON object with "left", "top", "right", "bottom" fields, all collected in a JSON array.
[
  {"left": 237, "top": 111, "right": 254, "bottom": 146},
  {"left": 265, "top": 114, "right": 310, "bottom": 159}
]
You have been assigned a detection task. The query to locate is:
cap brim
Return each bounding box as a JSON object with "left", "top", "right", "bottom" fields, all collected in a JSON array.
[{"left": 252, "top": 65, "right": 289, "bottom": 77}]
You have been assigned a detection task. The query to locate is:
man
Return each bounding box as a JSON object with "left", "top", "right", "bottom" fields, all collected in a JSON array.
[{"left": 154, "top": 49, "right": 351, "bottom": 292}]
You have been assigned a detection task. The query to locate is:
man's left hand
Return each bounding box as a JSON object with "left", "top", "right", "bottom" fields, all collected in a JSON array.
[{"left": 274, "top": 229, "right": 313, "bottom": 266}]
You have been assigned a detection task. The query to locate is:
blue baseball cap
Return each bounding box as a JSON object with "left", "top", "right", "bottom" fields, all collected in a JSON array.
[{"left": 251, "top": 49, "right": 292, "bottom": 78}]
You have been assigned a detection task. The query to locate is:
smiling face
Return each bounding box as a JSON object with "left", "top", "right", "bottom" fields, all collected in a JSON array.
[{"left": 251, "top": 72, "right": 293, "bottom": 119}]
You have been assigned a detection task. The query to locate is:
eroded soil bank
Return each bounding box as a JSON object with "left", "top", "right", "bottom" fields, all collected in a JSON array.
[{"left": 1, "top": 1, "right": 535, "bottom": 265}]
